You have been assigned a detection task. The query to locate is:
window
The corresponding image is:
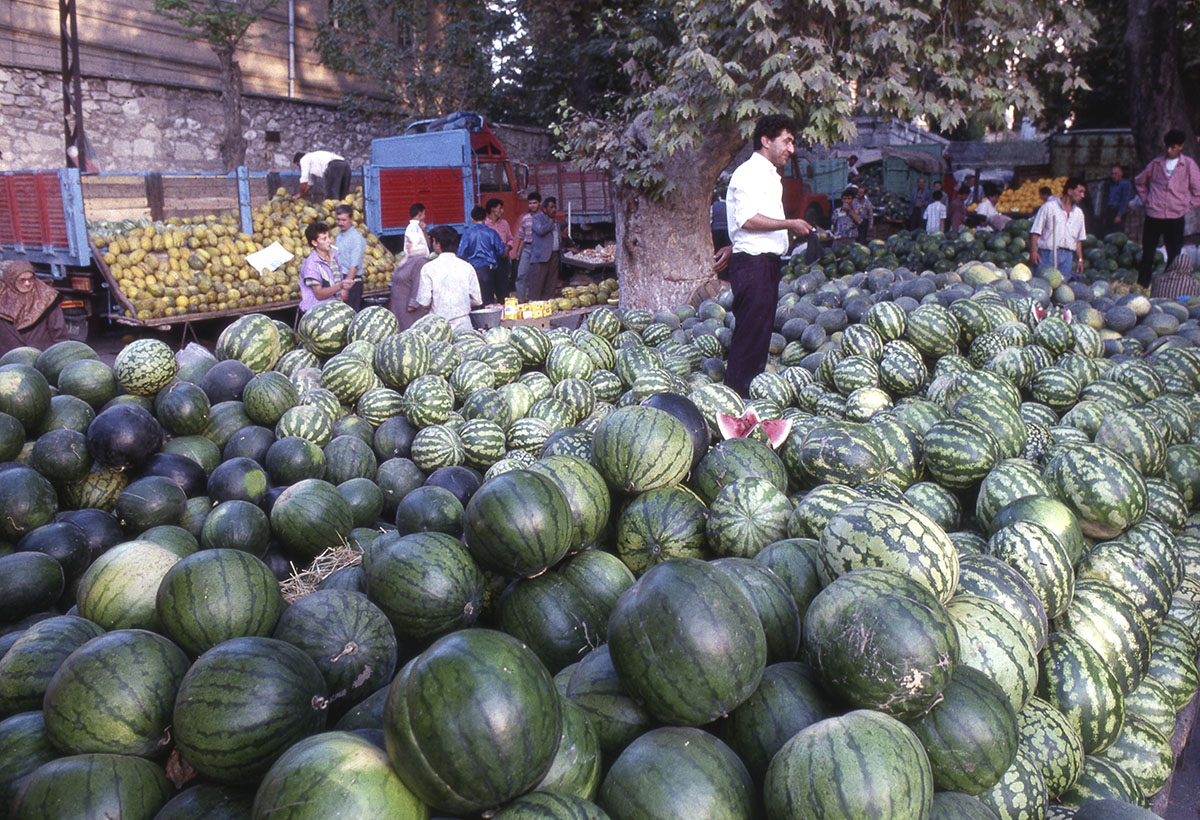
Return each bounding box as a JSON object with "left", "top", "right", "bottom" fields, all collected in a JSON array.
[{"left": 477, "top": 161, "right": 510, "bottom": 193}]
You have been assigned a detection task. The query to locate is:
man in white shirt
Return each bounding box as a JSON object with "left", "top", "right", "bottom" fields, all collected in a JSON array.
[
  {"left": 1030, "top": 177, "right": 1087, "bottom": 280},
  {"left": 293, "top": 150, "right": 351, "bottom": 202},
  {"left": 974, "top": 183, "right": 1011, "bottom": 231},
  {"left": 923, "top": 191, "right": 947, "bottom": 233},
  {"left": 412, "top": 225, "right": 482, "bottom": 332},
  {"left": 724, "top": 114, "right": 813, "bottom": 396}
]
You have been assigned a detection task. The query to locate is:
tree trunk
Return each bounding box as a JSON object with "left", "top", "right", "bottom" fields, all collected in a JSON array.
[
  {"left": 1125, "top": 0, "right": 1197, "bottom": 166},
  {"left": 615, "top": 117, "right": 744, "bottom": 311},
  {"left": 217, "top": 48, "right": 247, "bottom": 170}
]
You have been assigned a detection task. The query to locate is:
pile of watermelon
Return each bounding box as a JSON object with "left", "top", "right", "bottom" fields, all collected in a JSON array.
[
  {"left": 1, "top": 254, "right": 1199, "bottom": 820},
  {"left": 791, "top": 225, "right": 1159, "bottom": 286}
]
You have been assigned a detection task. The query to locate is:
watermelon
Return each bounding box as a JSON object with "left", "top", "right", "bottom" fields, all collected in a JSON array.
[
  {"left": 754, "top": 538, "right": 825, "bottom": 623},
  {"left": 1037, "top": 631, "right": 1126, "bottom": 754},
  {"left": 241, "top": 371, "right": 299, "bottom": 426},
  {"left": 298, "top": 300, "right": 355, "bottom": 356},
  {"left": 0, "top": 615, "right": 105, "bottom": 716},
  {"left": 930, "top": 792, "right": 1002, "bottom": 820},
  {"left": 173, "top": 636, "right": 329, "bottom": 784},
  {"left": 988, "top": 520, "right": 1075, "bottom": 620},
  {"left": 1053, "top": 578, "right": 1151, "bottom": 695},
  {"left": 153, "top": 784, "right": 254, "bottom": 819},
  {"left": 199, "top": 499, "right": 271, "bottom": 556},
  {"left": 464, "top": 469, "right": 574, "bottom": 578},
  {"left": 269, "top": 478, "right": 354, "bottom": 558},
  {"left": 383, "top": 628, "right": 561, "bottom": 814},
  {"left": 365, "top": 531, "right": 484, "bottom": 640},
  {"left": 564, "top": 644, "right": 652, "bottom": 756},
  {"left": 607, "top": 558, "right": 766, "bottom": 725},
  {"left": 948, "top": 594, "right": 1039, "bottom": 712},
  {"left": 819, "top": 497, "right": 959, "bottom": 602},
  {"left": 535, "top": 698, "right": 603, "bottom": 800},
  {"left": 75, "top": 540, "right": 180, "bottom": 631},
  {"left": 722, "top": 661, "right": 834, "bottom": 782},
  {"left": 764, "top": 709, "right": 934, "bottom": 820},
  {"left": 907, "top": 664, "right": 1019, "bottom": 794},
  {"left": 252, "top": 730, "right": 427, "bottom": 820},
  {"left": 156, "top": 549, "right": 285, "bottom": 656},
  {"left": 990, "top": 494, "right": 1087, "bottom": 566},
  {"left": 976, "top": 748, "right": 1049, "bottom": 820},
  {"left": 527, "top": 454, "right": 612, "bottom": 552},
  {"left": 597, "top": 727, "right": 755, "bottom": 820},
  {"left": 1059, "top": 756, "right": 1143, "bottom": 808},
  {"left": 1017, "top": 695, "right": 1085, "bottom": 798},
  {"left": 691, "top": 437, "right": 788, "bottom": 505},
  {"left": 9, "top": 753, "right": 172, "bottom": 820},
  {"left": 923, "top": 417, "right": 1001, "bottom": 490},
  {"left": 0, "top": 364, "right": 51, "bottom": 432},
  {"left": 784, "top": 420, "right": 886, "bottom": 487},
  {"left": 42, "top": 629, "right": 189, "bottom": 756},
  {"left": 1042, "top": 443, "right": 1148, "bottom": 540},
  {"left": 114, "top": 475, "right": 187, "bottom": 533},
  {"left": 802, "top": 567, "right": 958, "bottom": 719},
  {"left": 711, "top": 557, "right": 800, "bottom": 663},
  {"left": 787, "top": 483, "right": 864, "bottom": 540},
  {"left": 0, "top": 712, "right": 58, "bottom": 809},
  {"left": 591, "top": 405, "right": 692, "bottom": 492},
  {"left": 1096, "top": 715, "right": 1171, "bottom": 800},
  {"left": 498, "top": 570, "right": 610, "bottom": 673},
  {"left": 113, "top": 338, "right": 177, "bottom": 396},
  {"left": 216, "top": 313, "right": 282, "bottom": 373},
  {"left": 495, "top": 790, "right": 608, "bottom": 820}
]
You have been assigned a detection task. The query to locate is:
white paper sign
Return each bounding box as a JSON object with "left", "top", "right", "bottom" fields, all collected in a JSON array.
[{"left": 245, "top": 241, "right": 294, "bottom": 274}]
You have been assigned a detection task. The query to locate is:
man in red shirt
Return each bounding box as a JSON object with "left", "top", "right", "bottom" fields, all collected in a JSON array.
[{"left": 1135, "top": 129, "right": 1200, "bottom": 287}]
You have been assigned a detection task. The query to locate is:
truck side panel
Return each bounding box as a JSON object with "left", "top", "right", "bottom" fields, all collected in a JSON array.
[
  {"left": 374, "top": 167, "right": 468, "bottom": 235},
  {"left": 0, "top": 169, "right": 90, "bottom": 267},
  {"left": 528, "top": 163, "right": 612, "bottom": 223}
]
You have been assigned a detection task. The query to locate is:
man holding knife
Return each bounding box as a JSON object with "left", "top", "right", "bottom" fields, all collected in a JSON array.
[{"left": 724, "top": 114, "right": 813, "bottom": 396}]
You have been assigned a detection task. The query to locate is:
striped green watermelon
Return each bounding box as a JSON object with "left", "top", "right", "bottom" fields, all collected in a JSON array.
[
  {"left": 1053, "top": 578, "right": 1151, "bottom": 696},
  {"left": 976, "top": 748, "right": 1048, "bottom": 820},
  {"left": 804, "top": 567, "right": 958, "bottom": 719},
  {"left": 598, "top": 727, "right": 755, "bottom": 820},
  {"left": 321, "top": 353, "right": 375, "bottom": 404},
  {"left": 923, "top": 417, "right": 1001, "bottom": 490},
  {"left": 366, "top": 531, "right": 483, "bottom": 639},
  {"left": 383, "top": 628, "right": 561, "bottom": 814},
  {"left": 216, "top": 313, "right": 282, "bottom": 374},
  {"left": 608, "top": 557, "right": 766, "bottom": 725},
  {"left": 785, "top": 420, "right": 887, "bottom": 487},
  {"left": 691, "top": 437, "right": 788, "bottom": 505},
  {"left": 591, "top": 406, "right": 692, "bottom": 493},
  {"left": 930, "top": 792, "right": 1002, "bottom": 820},
  {"left": 908, "top": 664, "right": 1019, "bottom": 794},
  {"left": 374, "top": 332, "right": 430, "bottom": 390},
  {"left": 464, "top": 469, "right": 573, "bottom": 578},
  {"left": 56, "top": 358, "right": 118, "bottom": 410},
  {"left": 819, "top": 497, "right": 959, "bottom": 602},
  {"left": 113, "top": 339, "right": 177, "bottom": 396},
  {"left": 275, "top": 404, "right": 334, "bottom": 447},
  {"left": 528, "top": 454, "right": 611, "bottom": 552},
  {"left": 765, "top": 709, "right": 934, "bottom": 820},
  {"left": 298, "top": 300, "right": 355, "bottom": 356},
  {"left": 988, "top": 520, "right": 1075, "bottom": 620},
  {"left": 42, "top": 629, "right": 189, "bottom": 756},
  {"left": 252, "top": 730, "right": 426, "bottom": 819},
  {"left": 707, "top": 477, "right": 792, "bottom": 559},
  {"left": 9, "top": 753, "right": 172, "bottom": 820},
  {"left": 1059, "top": 756, "right": 1143, "bottom": 808},
  {"left": 269, "top": 478, "right": 354, "bottom": 558},
  {"left": 1094, "top": 409, "right": 1166, "bottom": 477},
  {"left": 948, "top": 594, "right": 1039, "bottom": 712},
  {"left": 1017, "top": 695, "right": 1085, "bottom": 798},
  {"left": 1075, "top": 541, "right": 1172, "bottom": 633},
  {"left": 1037, "top": 631, "right": 1126, "bottom": 754},
  {"left": 975, "top": 459, "right": 1052, "bottom": 531},
  {"left": 348, "top": 304, "right": 400, "bottom": 343},
  {"left": 1096, "top": 714, "right": 1171, "bottom": 800},
  {"left": 155, "top": 549, "right": 285, "bottom": 656},
  {"left": 1122, "top": 677, "right": 1177, "bottom": 740},
  {"left": 0, "top": 615, "right": 106, "bottom": 715},
  {"left": 1043, "top": 443, "right": 1148, "bottom": 540},
  {"left": 173, "top": 636, "right": 328, "bottom": 784},
  {"left": 241, "top": 371, "right": 298, "bottom": 427},
  {"left": 615, "top": 485, "right": 708, "bottom": 575},
  {"left": 76, "top": 540, "right": 181, "bottom": 631},
  {"left": 0, "top": 712, "right": 58, "bottom": 809},
  {"left": 498, "top": 570, "right": 609, "bottom": 673}
]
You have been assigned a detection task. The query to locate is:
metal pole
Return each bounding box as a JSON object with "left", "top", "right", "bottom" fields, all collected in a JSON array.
[
  {"left": 59, "top": 0, "right": 87, "bottom": 168},
  {"left": 287, "top": 0, "right": 296, "bottom": 98}
]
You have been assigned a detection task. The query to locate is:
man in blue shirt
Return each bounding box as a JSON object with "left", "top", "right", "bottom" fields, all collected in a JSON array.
[
  {"left": 333, "top": 204, "right": 366, "bottom": 309},
  {"left": 458, "top": 205, "right": 507, "bottom": 305},
  {"left": 1099, "top": 164, "right": 1133, "bottom": 236}
]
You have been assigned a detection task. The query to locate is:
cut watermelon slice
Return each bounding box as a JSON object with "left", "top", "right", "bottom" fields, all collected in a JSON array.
[
  {"left": 759, "top": 418, "right": 793, "bottom": 449},
  {"left": 717, "top": 408, "right": 791, "bottom": 449}
]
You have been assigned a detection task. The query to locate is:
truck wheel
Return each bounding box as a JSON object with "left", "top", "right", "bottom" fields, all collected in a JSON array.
[{"left": 805, "top": 203, "right": 828, "bottom": 230}]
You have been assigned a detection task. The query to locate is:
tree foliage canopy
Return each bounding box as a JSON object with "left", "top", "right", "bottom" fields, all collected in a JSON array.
[
  {"left": 559, "top": 0, "right": 1098, "bottom": 198},
  {"left": 153, "top": 0, "right": 279, "bottom": 55}
]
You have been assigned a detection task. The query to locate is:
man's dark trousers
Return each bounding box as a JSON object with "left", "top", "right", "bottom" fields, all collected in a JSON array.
[
  {"left": 1139, "top": 216, "right": 1185, "bottom": 287},
  {"left": 474, "top": 265, "right": 499, "bottom": 305},
  {"left": 725, "top": 252, "right": 781, "bottom": 397}
]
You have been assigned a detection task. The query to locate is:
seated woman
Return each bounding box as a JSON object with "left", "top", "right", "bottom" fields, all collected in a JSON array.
[{"left": 0, "top": 261, "right": 68, "bottom": 354}]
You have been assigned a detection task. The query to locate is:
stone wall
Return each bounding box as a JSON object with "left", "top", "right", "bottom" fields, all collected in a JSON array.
[{"left": 0, "top": 66, "right": 401, "bottom": 174}]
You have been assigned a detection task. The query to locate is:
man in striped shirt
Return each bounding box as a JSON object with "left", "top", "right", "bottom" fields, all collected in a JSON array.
[{"left": 1030, "top": 178, "right": 1087, "bottom": 281}]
